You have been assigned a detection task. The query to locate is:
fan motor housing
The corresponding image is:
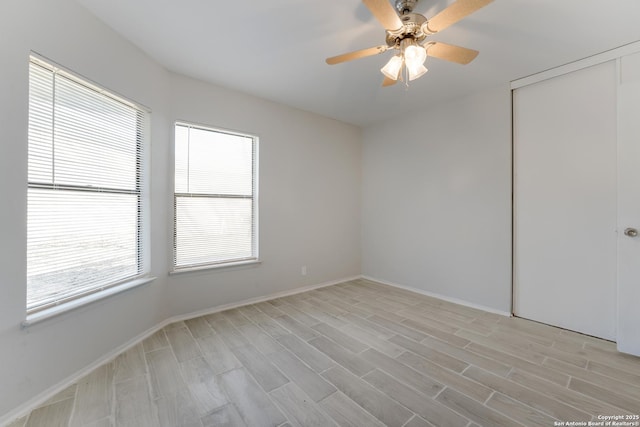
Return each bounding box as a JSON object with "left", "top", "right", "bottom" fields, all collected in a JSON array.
[{"left": 386, "top": 12, "right": 428, "bottom": 48}]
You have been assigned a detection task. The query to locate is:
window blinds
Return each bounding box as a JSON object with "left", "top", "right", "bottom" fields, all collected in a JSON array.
[
  {"left": 27, "top": 57, "right": 146, "bottom": 313},
  {"left": 174, "top": 123, "right": 257, "bottom": 269}
]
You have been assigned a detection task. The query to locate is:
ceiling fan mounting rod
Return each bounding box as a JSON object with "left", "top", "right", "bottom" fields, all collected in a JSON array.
[
  {"left": 385, "top": 11, "right": 428, "bottom": 48},
  {"left": 395, "top": 0, "right": 418, "bottom": 14}
]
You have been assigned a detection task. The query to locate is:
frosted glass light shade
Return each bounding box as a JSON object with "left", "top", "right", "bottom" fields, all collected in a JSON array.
[
  {"left": 381, "top": 55, "right": 403, "bottom": 80},
  {"left": 404, "top": 44, "right": 427, "bottom": 70},
  {"left": 408, "top": 63, "right": 428, "bottom": 81}
]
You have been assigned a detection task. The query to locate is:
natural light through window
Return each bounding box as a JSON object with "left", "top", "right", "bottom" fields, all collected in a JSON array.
[
  {"left": 173, "top": 123, "right": 258, "bottom": 270},
  {"left": 26, "top": 56, "right": 147, "bottom": 314}
]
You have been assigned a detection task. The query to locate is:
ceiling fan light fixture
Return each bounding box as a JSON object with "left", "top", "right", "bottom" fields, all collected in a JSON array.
[
  {"left": 407, "top": 63, "right": 428, "bottom": 80},
  {"left": 381, "top": 54, "right": 403, "bottom": 80},
  {"left": 403, "top": 42, "right": 427, "bottom": 70}
]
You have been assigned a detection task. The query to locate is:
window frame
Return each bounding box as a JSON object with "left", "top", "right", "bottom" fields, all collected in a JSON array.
[
  {"left": 25, "top": 54, "right": 152, "bottom": 323},
  {"left": 172, "top": 121, "right": 259, "bottom": 273}
]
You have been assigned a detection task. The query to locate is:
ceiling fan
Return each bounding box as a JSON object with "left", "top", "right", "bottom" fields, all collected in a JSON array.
[{"left": 326, "top": 0, "right": 493, "bottom": 86}]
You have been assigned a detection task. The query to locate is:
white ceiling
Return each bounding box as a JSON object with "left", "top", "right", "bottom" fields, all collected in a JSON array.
[{"left": 76, "top": 0, "right": 640, "bottom": 126}]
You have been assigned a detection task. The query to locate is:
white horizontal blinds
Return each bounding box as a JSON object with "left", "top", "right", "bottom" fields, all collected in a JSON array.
[
  {"left": 27, "top": 58, "right": 145, "bottom": 313},
  {"left": 174, "top": 123, "right": 256, "bottom": 268}
]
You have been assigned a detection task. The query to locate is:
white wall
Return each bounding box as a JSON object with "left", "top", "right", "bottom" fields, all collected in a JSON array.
[
  {"left": 0, "top": 0, "right": 171, "bottom": 419},
  {"left": 164, "top": 74, "right": 362, "bottom": 316},
  {"left": 0, "top": 0, "right": 362, "bottom": 420},
  {"left": 362, "top": 86, "right": 512, "bottom": 313}
]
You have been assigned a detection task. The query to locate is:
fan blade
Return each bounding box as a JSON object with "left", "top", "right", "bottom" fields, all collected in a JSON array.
[
  {"left": 425, "top": 41, "right": 479, "bottom": 64},
  {"left": 426, "top": 0, "right": 493, "bottom": 33},
  {"left": 382, "top": 76, "right": 398, "bottom": 87},
  {"left": 326, "top": 45, "right": 388, "bottom": 65},
  {"left": 363, "top": 0, "right": 403, "bottom": 31}
]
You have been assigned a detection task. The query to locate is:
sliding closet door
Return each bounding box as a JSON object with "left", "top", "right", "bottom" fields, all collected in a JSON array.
[
  {"left": 617, "top": 52, "right": 640, "bottom": 354},
  {"left": 513, "top": 60, "right": 617, "bottom": 340}
]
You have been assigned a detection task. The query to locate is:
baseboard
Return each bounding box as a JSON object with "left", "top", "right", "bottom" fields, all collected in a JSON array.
[
  {"left": 0, "top": 274, "right": 360, "bottom": 426},
  {"left": 360, "top": 275, "right": 512, "bottom": 317},
  {"left": 0, "top": 319, "right": 168, "bottom": 427},
  {"left": 166, "top": 275, "right": 362, "bottom": 324}
]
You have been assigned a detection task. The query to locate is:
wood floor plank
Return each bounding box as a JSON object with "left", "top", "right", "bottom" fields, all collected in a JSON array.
[
  {"left": 308, "top": 336, "right": 374, "bottom": 377},
  {"left": 544, "top": 357, "right": 640, "bottom": 401},
  {"left": 340, "top": 314, "right": 395, "bottom": 339},
  {"left": 19, "top": 279, "right": 640, "bottom": 427},
  {"left": 142, "top": 329, "right": 169, "bottom": 353},
  {"left": 201, "top": 403, "right": 247, "bottom": 427},
  {"left": 463, "top": 366, "right": 591, "bottom": 421},
  {"left": 360, "top": 348, "right": 444, "bottom": 397},
  {"left": 466, "top": 341, "right": 570, "bottom": 387},
  {"left": 403, "top": 415, "right": 432, "bottom": 427},
  {"left": 319, "top": 391, "right": 386, "bottom": 427},
  {"left": 399, "top": 316, "right": 471, "bottom": 347},
  {"left": 206, "top": 316, "right": 251, "bottom": 349},
  {"left": 269, "top": 382, "right": 337, "bottom": 427},
  {"left": 436, "top": 388, "right": 524, "bottom": 427},
  {"left": 146, "top": 347, "right": 186, "bottom": 399},
  {"left": 568, "top": 377, "right": 640, "bottom": 414},
  {"left": 115, "top": 375, "right": 157, "bottom": 425},
  {"left": 165, "top": 321, "right": 187, "bottom": 330},
  {"left": 330, "top": 298, "right": 379, "bottom": 318},
  {"left": 311, "top": 322, "right": 369, "bottom": 354},
  {"left": 396, "top": 351, "right": 493, "bottom": 403},
  {"left": 237, "top": 322, "right": 284, "bottom": 355},
  {"left": 339, "top": 323, "right": 405, "bottom": 358},
  {"left": 113, "top": 343, "right": 147, "bottom": 383},
  {"left": 362, "top": 369, "right": 469, "bottom": 427},
  {"left": 5, "top": 416, "right": 27, "bottom": 427},
  {"left": 322, "top": 288, "right": 362, "bottom": 306},
  {"left": 229, "top": 344, "right": 289, "bottom": 392},
  {"left": 154, "top": 387, "right": 203, "bottom": 427},
  {"left": 410, "top": 336, "right": 512, "bottom": 376},
  {"left": 398, "top": 310, "right": 460, "bottom": 334},
  {"left": 276, "top": 334, "right": 335, "bottom": 372},
  {"left": 38, "top": 384, "right": 77, "bottom": 407},
  {"left": 251, "top": 312, "right": 292, "bottom": 338},
  {"left": 490, "top": 330, "right": 588, "bottom": 368},
  {"left": 294, "top": 300, "right": 347, "bottom": 328},
  {"left": 508, "top": 369, "right": 630, "bottom": 418},
  {"left": 486, "top": 392, "right": 557, "bottom": 427},
  {"left": 185, "top": 317, "right": 215, "bottom": 338},
  {"left": 351, "top": 301, "right": 405, "bottom": 321},
  {"left": 407, "top": 307, "right": 492, "bottom": 336},
  {"left": 25, "top": 398, "right": 74, "bottom": 427},
  {"left": 221, "top": 308, "right": 252, "bottom": 327},
  {"left": 235, "top": 304, "right": 264, "bottom": 322},
  {"left": 322, "top": 366, "right": 413, "bottom": 427},
  {"left": 580, "top": 342, "right": 640, "bottom": 375},
  {"left": 273, "top": 315, "right": 319, "bottom": 341},
  {"left": 455, "top": 329, "right": 546, "bottom": 365},
  {"left": 587, "top": 359, "right": 640, "bottom": 387},
  {"left": 255, "top": 301, "right": 287, "bottom": 318},
  {"left": 179, "top": 357, "right": 228, "bottom": 412},
  {"left": 218, "top": 368, "right": 287, "bottom": 427},
  {"left": 195, "top": 333, "right": 242, "bottom": 374},
  {"left": 76, "top": 418, "right": 111, "bottom": 427},
  {"left": 366, "top": 315, "right": 428, "bottom": 341},
  {"left": 269, "top": 349, "right": 336, "bottom": 402},
  {"left": 69, "top": 363, "right": 113, "bottom": 426},
  {"left": 305, "top": 297, "right": 348, "bottom": 317},
  {"left": 276, "top": 303, "right": 322, "bottom": 327}
]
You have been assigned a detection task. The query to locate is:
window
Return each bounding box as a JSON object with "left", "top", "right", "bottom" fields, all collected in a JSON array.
[
  {"left": 174, "top": 122, "right": 258, "bottom": 270},
  {"left": 27, "top": 56, "right": 148, "bottom": 314}
]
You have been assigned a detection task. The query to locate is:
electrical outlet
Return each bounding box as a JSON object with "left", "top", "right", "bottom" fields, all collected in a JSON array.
[{"left": 301, "top": 266, "right": 307, "bottom": 276}]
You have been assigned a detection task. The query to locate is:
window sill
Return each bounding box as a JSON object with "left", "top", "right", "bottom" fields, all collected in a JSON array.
[
  {"left": 169, "top": 259, "right": 262, "bottom": 275},
  {"left": 22, "top": 276, "right": 156, "bottom": 328}
]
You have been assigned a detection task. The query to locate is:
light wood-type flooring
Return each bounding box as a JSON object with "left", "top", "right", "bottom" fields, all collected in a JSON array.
[{"left": 7, "top": 279, "right": 640, "bottom": 427}]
